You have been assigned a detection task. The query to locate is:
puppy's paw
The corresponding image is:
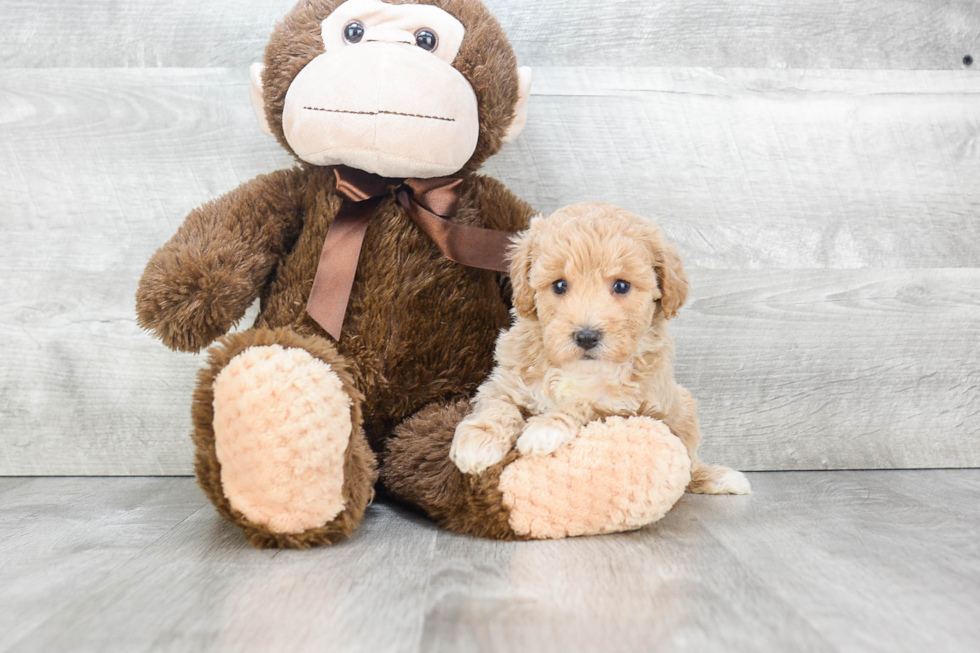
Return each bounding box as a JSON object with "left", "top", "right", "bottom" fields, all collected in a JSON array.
[
  {"left": 517, "top": 420, "right": 576, "bottom": 458},
  {"left": 450, "top": 421, "right": 512, "bottom": 475},
  {"left": 689, "top": 463, "right": 752, "bottom": 495}
]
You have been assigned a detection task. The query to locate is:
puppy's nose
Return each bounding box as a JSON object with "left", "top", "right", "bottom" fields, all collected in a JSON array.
[{"left": 574, "top": 329, "right": 602, "bottom": 350}]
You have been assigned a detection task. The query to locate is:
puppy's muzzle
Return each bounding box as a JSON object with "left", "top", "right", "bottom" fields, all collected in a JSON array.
[{"left": 573, "top": 329, "right": 602, "bottom": 351}]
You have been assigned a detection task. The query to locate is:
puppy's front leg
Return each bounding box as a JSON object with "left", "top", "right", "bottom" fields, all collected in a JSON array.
[
  {"left": 517, "top": 401, "right": 595, "bottom": 458},
  {"left": 451, "top": 398, "right": 524, "bottom": 475}
]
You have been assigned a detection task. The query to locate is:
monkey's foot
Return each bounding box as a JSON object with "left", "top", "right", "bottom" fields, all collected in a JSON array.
[
  {"left": 499, "top": 416, "right": 691, "bottom": 539},
  {"left": 212, "top": 344, "right": 353, "bottom": 534}
]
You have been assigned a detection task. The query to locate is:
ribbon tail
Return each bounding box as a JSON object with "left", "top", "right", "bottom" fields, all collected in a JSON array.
[
  {"left": 306, "top": 198, "right": 379, "bottom": 339},
  {"left": 398, "top": 190, "right": 514, "bottom": 273}
]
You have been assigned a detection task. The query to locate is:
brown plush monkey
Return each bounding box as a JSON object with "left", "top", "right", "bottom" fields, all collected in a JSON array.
[{"left": 137, "top": 0, "right": 693, "bottom": 548}]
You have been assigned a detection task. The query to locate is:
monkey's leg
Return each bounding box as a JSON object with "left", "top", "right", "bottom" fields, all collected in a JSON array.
[
  {"left": 193, "top": 328, "right": 376, "bottom": 548},
  {"left": 382, "top": 401, "right": 691, "bottom": 540},
  {"left": 381, "top": 400, "right": 519, "bottom": 539}
]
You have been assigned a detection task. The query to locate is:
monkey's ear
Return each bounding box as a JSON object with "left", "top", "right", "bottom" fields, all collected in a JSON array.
[
  {"left": 249, "top": 62, "right": 274, "bottom": 137},
  {"left": 507, "top": 217, "right": 539, "bottom": 319},
  {"left": 502, "top": 67, "right": 533, "bottom": 144}
]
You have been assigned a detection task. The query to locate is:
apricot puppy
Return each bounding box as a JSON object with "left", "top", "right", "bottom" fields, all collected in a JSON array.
[{"left": 450, "top": 202, "right": 750, "bottom": 495}]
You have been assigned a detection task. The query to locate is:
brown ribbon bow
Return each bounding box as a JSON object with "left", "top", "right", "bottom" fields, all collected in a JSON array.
[{"left": 306, "top": 166, "right": 515, "bottom": 339}]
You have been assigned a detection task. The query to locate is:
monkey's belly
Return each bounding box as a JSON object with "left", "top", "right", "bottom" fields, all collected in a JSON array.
[
  {"left": 255, "top": 199, "right": 509, "bottom": 441},
  {"left": 339, "top": 254, "right": 509, "bottom": 430}
]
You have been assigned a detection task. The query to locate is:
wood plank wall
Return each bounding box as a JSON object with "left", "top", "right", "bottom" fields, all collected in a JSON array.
[{"left": 1, "top": 1, "right": 978, "bottom": 474}]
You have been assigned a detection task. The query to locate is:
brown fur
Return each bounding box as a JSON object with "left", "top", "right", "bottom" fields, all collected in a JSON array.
[
  {"left": 381, "top": 399, "right": 525, "bottom": 540},
  {"left": 261, "top": 0, "right": 521, "bottom": 175},
  {"left": 192, "top": 328, "right": 377, "bottom": 548},
  {"left": 135, "top": 169, "right": 308, "bottom": 353},
  {"left": 136, "top": 0, "right": 537, "bottom": 546}
]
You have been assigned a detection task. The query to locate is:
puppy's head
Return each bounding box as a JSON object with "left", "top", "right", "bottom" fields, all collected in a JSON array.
[{"left": 508, "top": 202, "right": 689, "bottom": 365}]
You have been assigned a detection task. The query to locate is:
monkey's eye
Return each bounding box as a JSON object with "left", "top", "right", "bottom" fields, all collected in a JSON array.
[
  {"left": 552, "top": 280, "right": 568, "bottom": 296},
  {"left": 344, "top": 21, "right": 365, "bottom": 44},
  {"left": 612, "top": 280, "right": 631, "bottom": 295},
  {"left": 415, "top": 28, "right": 438, "bottom": 52}
]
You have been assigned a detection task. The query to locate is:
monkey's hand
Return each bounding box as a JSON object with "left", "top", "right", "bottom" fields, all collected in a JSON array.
[
  {"left": 136, "top": 170, "right": 306, "bottom": 353},
  {"left": 136, "top": 240, "right": 267, "bottom": 353}
]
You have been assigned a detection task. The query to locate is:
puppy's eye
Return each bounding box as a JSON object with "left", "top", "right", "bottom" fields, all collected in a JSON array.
[
  {"left": 415, "top": 28, "right": 438, "bottom": 51},
  {"left": 612, "top": 280, "right": 631, "bottom": 295},
  {"left": 344, "top": 21, "right": 365, "bottom": 43},
  {"left": 552, "top": 279, "right": 568, "bottom": 296}
]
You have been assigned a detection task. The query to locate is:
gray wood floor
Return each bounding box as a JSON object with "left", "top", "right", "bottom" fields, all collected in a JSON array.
[{"left": 1, "top": 471, "right": 978, "bottom": 653}]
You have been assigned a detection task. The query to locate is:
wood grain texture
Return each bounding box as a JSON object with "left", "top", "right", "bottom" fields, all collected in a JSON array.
[
  {"left": 0, "top": 478, "right": 206, "bottom": 651},
  {"left": 498, "top": 67, "right": 980, "bottom": 269},
  {"left": 678, "top": 268, "right": 980, "bottom": 470},
  {"left": 2, "top": 268, "right": 977, "bottom": 474},
  {"left": 2, "top": 473, "right": 979, "bottom": 652},
  {"left": 2, "top": 481, "right": 437, "bottom": 653},
  {"left": 693, "top": 472, "right": 980, "bottom": 652},
  {"left": 2, "top": 66, "right": 979, "bottom": 473},
  {"left": 1, "top": 0, "right": 978, "bottom": 69},
  {"left": 3, "top": 67, "right": 979, "bottom": 269},
  {"left": 0, "top": 477, "right": 31, "bottom": 495}
]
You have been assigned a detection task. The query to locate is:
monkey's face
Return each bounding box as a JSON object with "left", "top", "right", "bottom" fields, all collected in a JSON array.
[
  {"left": 261, "top": 0, "right": 485, "bottom": 179},
  {"left": 254, "top": 0, "right": 532, "bottom": 178}
]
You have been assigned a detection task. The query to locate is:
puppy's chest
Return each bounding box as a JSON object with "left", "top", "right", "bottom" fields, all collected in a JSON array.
[{"left": 525, "top": 367, "right": 646, "bottom": 416}]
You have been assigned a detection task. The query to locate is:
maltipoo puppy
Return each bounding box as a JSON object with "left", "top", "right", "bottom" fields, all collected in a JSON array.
[{"left": 450, "top": 202, "right": 750, "bottom": 495}]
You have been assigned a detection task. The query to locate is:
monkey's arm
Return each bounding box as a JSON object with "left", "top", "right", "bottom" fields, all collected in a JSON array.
[{"left": 136, "top": 167, "right": 308, "bottom": 353}]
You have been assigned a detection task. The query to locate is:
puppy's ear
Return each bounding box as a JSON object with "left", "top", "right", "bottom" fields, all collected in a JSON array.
[
  {"left": 507, "top": 218, "right": 539, "bottom": 319},
  {"left": 649, "top": 226, "right": 689, "bottom": 319}
]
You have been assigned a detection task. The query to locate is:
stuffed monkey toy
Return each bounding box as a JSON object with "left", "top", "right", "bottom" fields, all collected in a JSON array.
[{"left": 137, "top": 0, "right": 692, "bottom": 548}]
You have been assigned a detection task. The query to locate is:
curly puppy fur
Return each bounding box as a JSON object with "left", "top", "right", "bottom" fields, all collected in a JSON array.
[{"left": 450, "top": 202, "right": 750, "bottom": 495}]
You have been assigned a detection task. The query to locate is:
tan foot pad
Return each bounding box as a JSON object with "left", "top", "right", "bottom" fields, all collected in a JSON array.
[
  {"left": 213, "top": 345, "right": 352, "bottom": 534},
  {"left": 500, "top": 416, "right": 691, "bottom": 539}
]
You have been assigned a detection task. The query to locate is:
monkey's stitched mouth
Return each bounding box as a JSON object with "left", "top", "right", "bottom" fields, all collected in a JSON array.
[{"left": 303, "top": 106, "right": 455, "bottom": 123}]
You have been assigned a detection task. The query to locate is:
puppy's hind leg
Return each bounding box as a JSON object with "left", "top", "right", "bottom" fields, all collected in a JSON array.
[
  {"left": 689, "top": 463, "right": 751, "bottom": 495},
  {"left": 687, "top": 453, "right": 751, "bottom": 495},
  {"left": 665, "top": 386, "right": 751, "bottom": 495}
]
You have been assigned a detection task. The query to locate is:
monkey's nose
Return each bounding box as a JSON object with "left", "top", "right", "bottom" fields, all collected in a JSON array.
[{"left": 574, "top": 329, "right": 602, "bottom": 351}]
